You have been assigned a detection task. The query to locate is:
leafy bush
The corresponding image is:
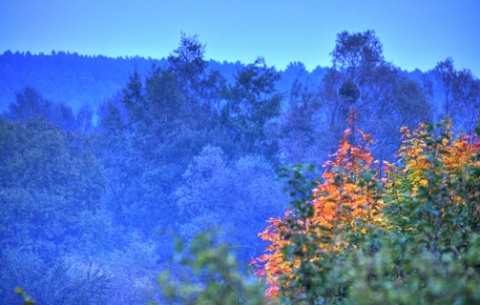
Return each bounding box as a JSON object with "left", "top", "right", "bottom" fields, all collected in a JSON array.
[
  {"left": 153, "top": 230, "right": 266, "bottom": 305},
  {"left": 252, "top": 118, "right": 480, "bottom": 304}
]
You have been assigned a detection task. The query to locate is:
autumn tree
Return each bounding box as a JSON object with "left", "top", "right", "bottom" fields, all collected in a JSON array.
[
  {"left": 253, "top": 117, "right": 480, "bottom": 304},
  {"left": 345, "top": 120, "right": 480, "bottom": 305},
  {"left": 253, "top": 114, "right": 385, "bottom": 302}
]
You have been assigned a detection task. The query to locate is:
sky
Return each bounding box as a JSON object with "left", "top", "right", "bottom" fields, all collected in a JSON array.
[{"left": 1, "top": 0, "right": 479, "bottom": 76}]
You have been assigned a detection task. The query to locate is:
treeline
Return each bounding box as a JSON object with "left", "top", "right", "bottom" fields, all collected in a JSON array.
[
  {"left": 0, "top": 50, "right": 161, "bottom": 112},
  {"left": 1, "top": 31, "right": 479, "bottom": 304},
  {"left": 0, "top": 47, "right": 244, "bottom": 113}
]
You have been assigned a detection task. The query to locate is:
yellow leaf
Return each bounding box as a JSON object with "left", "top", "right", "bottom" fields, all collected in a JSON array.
[{"left": 419, "top": 179, "right": 428, "bottom": 187}]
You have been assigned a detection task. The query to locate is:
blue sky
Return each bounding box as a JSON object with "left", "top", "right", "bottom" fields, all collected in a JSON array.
[{"left": 1, "top": 0, "right": 479, "bottom": 75}]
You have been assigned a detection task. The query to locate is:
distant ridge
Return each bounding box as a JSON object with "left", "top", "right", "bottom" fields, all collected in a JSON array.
[
  {"left": 0, "top": 51, "right": 167, "bottom": 111},
  {"left": 1, "top": 51, "right": 437, "bottom": 116},
  {"left": 0, "top": 51, "right": 330, "bottom": 114}
]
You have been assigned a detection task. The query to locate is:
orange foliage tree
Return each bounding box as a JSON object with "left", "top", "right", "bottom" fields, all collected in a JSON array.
[
  {"left": 252, "top": 113, "right": 388, "bottom": 302},
  {"left": 253, "top": 116, "right": 480, "bottom": 304}
]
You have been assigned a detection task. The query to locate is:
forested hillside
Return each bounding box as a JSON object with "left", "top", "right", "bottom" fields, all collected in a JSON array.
[{"left": 1, "top": 31, "right": 479, "bottom": 304}]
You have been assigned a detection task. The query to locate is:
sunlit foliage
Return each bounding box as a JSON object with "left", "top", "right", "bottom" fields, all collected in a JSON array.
[{"left": 253, "top": 116, "right": 480, "bottom": 304}]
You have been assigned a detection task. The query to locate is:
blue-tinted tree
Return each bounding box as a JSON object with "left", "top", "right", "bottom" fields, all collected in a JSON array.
[{"left": 222, "top": 57, "right": 282, "bottom": 159}]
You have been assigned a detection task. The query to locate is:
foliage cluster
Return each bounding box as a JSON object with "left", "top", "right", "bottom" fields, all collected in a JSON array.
[
  {"left": 252, "top": 117, "right": 480, "bottom": 304},
  {"left": 152, "top": 231, "right": 266, "bottom": 305}
]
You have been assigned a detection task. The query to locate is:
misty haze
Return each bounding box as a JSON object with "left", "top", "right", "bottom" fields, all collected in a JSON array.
[{"left": 1, "top": 1, "right": 480, "bottom": 304}]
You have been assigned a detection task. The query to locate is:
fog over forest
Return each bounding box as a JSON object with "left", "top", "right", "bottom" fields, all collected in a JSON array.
[{"left": 1, "top": 31, "right": 479, "bottom": 304}]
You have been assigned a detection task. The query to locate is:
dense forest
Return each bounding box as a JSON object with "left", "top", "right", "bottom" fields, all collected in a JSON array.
[{"left": 1, "top": 31, "right": 479, "bottom": 304}]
